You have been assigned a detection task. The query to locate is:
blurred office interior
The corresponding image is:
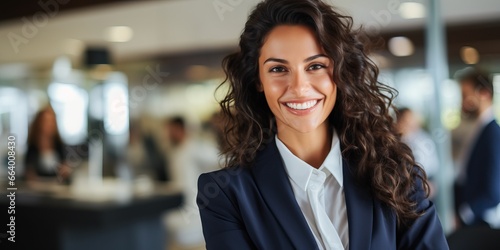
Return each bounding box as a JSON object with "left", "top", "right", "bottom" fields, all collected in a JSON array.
[{"left": 0, "top": 0, "right": 499, "bottom": 249}]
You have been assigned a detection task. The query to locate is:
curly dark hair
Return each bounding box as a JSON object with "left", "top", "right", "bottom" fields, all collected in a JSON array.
[{"left": 218, "top": 0, "right": 428, "bottom": 226}]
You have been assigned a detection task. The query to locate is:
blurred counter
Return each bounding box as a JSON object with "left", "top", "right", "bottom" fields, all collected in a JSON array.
[{"left": 0, "top": 180, "right": 183, "bottom": 250}]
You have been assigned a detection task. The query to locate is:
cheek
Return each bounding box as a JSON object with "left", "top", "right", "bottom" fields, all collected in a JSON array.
[
  {"left": 312, "top": 71, "right": 335, "bottom": 88},
  {"left": 318, "top": 76, "right": 337, "bottom": 98},
  {"left": 321, "top": 79, "right": 337, "bottom": 112},
  {"left": 261, "top": 81, "right": 280, "bottom": 113},
  {"left": 262, "top": 77, "right": 287, "bottom": 97},
  {"left": 463, "top": 95, "right": 479, "bottom": 109}
]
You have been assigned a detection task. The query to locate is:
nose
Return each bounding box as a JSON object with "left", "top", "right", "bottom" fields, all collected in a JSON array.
[{"left": 289, "top": 70, "right": 310, "bottom": 96}]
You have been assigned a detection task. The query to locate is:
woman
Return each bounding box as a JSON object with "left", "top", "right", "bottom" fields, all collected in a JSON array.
[
  {"left": 25, "top": 107, "right": 71, "bottom": 182},
  {"left": 197, "top": 0, "right": 448, "bottom": 249}
]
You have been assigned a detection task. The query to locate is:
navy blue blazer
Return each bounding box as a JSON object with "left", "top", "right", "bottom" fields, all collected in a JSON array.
[
  {"left": 197, "top": 137, "right": 448, "bottom": 249},
  {"left": 457, "top": 120, "right": 500, "bottom": 224}
]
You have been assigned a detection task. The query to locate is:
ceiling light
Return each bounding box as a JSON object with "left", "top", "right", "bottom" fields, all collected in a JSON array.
[
  {"left": 105, "top": 26, "right": 133, "bottom": 42},
  {"left": 388, "top": 36, "right": 414, "bottom": 57},
  {"left": 460, "top": 46, "right": 480, "bottom": 65},
  {"left": 399, "top": 2, "right": 426, "bottom": 19}
]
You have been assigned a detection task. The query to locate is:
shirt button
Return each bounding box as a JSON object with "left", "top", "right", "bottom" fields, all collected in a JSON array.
[{"left": 310, "top": 184, "right": 317, "bottom": 190}]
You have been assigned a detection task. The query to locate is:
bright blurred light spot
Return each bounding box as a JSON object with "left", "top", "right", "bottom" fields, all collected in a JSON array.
[
  {"left": 105, "top": 26, "right": 133, "bottom": 42},
  {"left": 104, "top": 72, "right": 129, "bottom": 135},
  {"left": 0, "top": 87, "right": 19, "bottom": 108},
  {"left": 48, "top": 83, "right": 82, "bottom": 103},
  {"left": 48, "top": 83, "right": 88, "bottom": 145},
  {"left": 399, "top": 2, "right": 426, "bottom": 19},
  {"left": 460, "top": 46, "right": 480, "bottom": 65},
  {"left": 388, "top": 36, "right": 414, "bottom": 57},
  {"left": 52, "top": 56, "right": 72, "bottom": 81}
]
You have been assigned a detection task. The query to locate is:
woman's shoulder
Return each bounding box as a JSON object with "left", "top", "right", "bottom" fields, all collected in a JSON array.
[
  {"left": 198, "top": 139, "right": 278, "bottom": 184},
  {"left": 198, "top": 165, "right": 254, "bottom": 191}
]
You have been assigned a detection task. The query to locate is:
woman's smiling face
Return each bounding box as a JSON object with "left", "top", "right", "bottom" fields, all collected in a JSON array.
[{"left": 258, "top": 25, "right": 337, "bottom": 134}]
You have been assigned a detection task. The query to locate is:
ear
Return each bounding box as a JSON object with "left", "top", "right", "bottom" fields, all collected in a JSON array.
[{"left": 478, "top": 89, "right": 492, "bottom": 101}]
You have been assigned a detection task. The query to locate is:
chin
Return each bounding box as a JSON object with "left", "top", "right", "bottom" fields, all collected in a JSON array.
[
  {"left": 286, "top": 120, "right": 325, "bottom": 134},
  {"left": 462, "top": 112, "right": 479, "bottom": 120}
]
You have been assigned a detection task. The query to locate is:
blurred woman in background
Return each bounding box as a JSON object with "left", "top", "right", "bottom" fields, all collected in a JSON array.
[{"left": 25, "top": 106, "right": 71, "bottom": 182}]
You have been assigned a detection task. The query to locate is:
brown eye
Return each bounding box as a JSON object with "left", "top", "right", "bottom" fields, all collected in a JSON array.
[
  {"left": 308, "top": 64, "right": 326, "bottom": 71},
  {"left": 269, "top": 66, "right": 287, "bottom": 73}
]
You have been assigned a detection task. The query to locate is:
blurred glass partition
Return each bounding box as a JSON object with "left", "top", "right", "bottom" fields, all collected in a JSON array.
[
  {"left": 0, "top": 87, "right": 28, "bottom": 180},
  {"left": 103, "top": 72, "right": 130, "bottom": 181},
  {"left": 71, "top": 70, "right": 132, "bottom": 200},
  {"left": 48, "top": 82, "right": 88, "bottom": 146}
]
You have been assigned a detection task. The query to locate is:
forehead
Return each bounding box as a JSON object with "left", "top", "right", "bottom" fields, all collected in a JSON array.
[
  {"left": 461, "top": 80, "right": 476, "bottom": 92},
  {"left": 41, "top": 111, "right": 55, "bottom": 118},
  {"left": 260, "top": 25, "right": 324, "bottom": 58}
]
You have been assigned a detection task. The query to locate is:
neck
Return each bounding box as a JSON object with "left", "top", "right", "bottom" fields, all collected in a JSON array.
[
  {"left": 277, "top": 124, "right": 332, "bottom": 169},
  {"left": 478, "top": 102, "right": 492, "bottom": 117}
]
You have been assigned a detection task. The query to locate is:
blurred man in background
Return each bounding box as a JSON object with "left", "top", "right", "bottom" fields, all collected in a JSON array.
[{"left": 454, "top": 69, "right": 500, "bottom": 227}]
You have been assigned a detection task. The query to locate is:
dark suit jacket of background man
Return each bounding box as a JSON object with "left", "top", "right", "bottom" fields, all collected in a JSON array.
[{"left": 456, "top": 120, "right": 500, "bottom": 225}]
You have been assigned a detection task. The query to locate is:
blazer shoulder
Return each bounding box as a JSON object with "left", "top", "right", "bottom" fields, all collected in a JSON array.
[
  {"left": 475, "top": 120, "right": 500, "bottom": 147},
  {"left": 198, "top": 166, "right": 254, "bottom": 192},
  {"left": 485, "top": 120, "right": 500, "bottom": 135}
]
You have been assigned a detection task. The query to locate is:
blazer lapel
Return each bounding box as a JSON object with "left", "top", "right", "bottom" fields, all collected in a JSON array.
[
  {"left": 343, "top": 159, "right": 373, "bottom": 249},
  {"left": 252, "top": 138, "right": 318, "bottom": 250}
]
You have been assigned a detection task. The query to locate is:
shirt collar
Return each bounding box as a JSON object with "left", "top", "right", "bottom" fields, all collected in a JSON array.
[{"left": 276, "top": 130, "right": 343, "bottom": 191}]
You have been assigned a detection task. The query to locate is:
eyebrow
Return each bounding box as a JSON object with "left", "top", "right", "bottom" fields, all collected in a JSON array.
[{"left": 263, "top": 54, "right": 329, "bottom": 64}]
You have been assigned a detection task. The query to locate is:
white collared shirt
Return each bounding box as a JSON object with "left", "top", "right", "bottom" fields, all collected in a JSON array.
[{"left": 276, "top": 131, "right": 349, "bottom": 249}]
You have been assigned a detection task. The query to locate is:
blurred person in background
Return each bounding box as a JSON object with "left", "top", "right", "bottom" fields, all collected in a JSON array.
[
  {"left": 454, "top": 68, "right": 500, "bottom": 227},
  {"left": 127, "top": 121, "right": 169, "bottom": 182},
  {"left": 25, "top": 106, "right": 71, "bottom": 183},
  {"left": 396, "top": 107, "right": 439, "bottom": 199},
  {"left": 451, "top": 113, "right": 477, "bottom": 168},
  {"left": 127, "top": 122, "right": 148, "bottom": 176},
  {"left": 164, "top": 116, "right": 220, "bottom": 248}
]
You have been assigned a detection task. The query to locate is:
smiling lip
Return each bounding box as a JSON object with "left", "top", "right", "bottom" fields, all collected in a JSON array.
[{"left": 282, "top": 99, "right": 321, "bottom": 115}]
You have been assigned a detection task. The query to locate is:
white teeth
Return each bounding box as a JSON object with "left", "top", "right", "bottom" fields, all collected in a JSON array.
[{"left": 285, "top": 100, "right": 318, "bottom": 110}]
